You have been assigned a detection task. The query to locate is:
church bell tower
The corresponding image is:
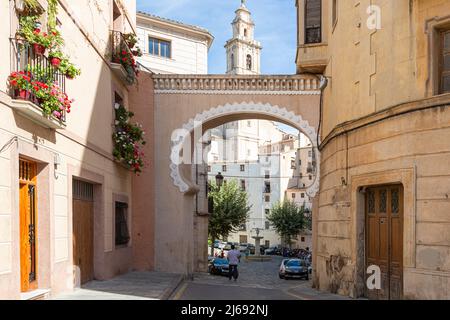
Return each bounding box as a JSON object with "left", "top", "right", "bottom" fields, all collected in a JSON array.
[{"left": 225, "top": 0, "right": 262, "bottom": 75}]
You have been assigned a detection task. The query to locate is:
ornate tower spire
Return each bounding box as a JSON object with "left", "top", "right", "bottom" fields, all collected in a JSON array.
[{"left": 225, "top": 0, "right": 262, "bottom": 75}]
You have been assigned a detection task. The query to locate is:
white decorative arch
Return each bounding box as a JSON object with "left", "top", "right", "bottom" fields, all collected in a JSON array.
[{"left": 170, "top": 102, "right": 321, "bottom": 197}]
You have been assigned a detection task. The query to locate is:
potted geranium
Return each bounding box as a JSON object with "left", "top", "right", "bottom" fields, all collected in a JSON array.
[
  {"left": 35, "top": 82, "right": 73, "bottom": 119},
  {"left": 132, "top": 47, "right": 143, "bottom": 57},
  {"left": 112, "top": 48, "right": 139, "bottom": 84},
  {"left": 30, "top": 28, "right": 54, "bottom": 55},
  {"left": 48, "top": 50, "right": 64, "bottom": 67},
  {"left": 8, "top": 71, "right": 32, "bottom": 100},
  {"left": 123, "top": 33, "right": 138, "bottom": 49},
  {"left": 65, "top": 65, "right": 81, "bottom": 79}
]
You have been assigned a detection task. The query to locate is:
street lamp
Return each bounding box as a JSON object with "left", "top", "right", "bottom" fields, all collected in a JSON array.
[{"left": 215, "top": 172, "right": 224, "bottom": 188}]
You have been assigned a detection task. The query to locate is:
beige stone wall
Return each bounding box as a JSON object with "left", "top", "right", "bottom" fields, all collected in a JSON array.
[
  {"left": 296, "top": 0, "right": 450, "bottom": 299},
  {"left": 0, "top": 0, "right": 140, "bottom": 299},
  {"left": 315, "top": 98, "right": 450, "bottom": 299},
  {"left": 317, "top": 0, "right": 450, "bottom": 139}
]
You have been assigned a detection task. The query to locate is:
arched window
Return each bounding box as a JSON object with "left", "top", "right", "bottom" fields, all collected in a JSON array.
[
  {"left": 246, "top": 54, "right": 252, "bottom": 70},
  {"left": 231, "top": 53, "right": 235, "bottom": 69},
  {"left": 244, "top": 28, "right": 247, "bottom": 37}
]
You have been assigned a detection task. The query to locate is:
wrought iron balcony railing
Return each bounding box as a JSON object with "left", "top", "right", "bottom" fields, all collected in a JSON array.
[
  {"left": 10, "top": 39, "right": 66, "bottom": 123},
  {"left": 110, "top": 30, "right": 138, "bottom": 85}
]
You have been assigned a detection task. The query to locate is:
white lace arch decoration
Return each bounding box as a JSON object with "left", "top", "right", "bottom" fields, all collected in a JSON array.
[{"left": 169, "top": 102, "right": 320, "bottom": 197}]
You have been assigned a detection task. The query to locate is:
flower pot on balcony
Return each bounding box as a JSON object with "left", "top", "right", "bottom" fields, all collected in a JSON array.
[
  {"left": 33, "top": 44, "right": 46, "bottom": 56},
  {"left": 15, "top": 89, "right": 30, "bottom": 100},
  {"left": 50, "top": 57, "right": 61, "bottom": 67}
]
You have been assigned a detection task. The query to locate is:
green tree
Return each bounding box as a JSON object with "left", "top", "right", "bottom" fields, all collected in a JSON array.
[
  {"left": 267, "top": 200, "right": 308, "bottom": 248},
  {"left": 208, "top": 180, "right": 251, "bottom": 256}
]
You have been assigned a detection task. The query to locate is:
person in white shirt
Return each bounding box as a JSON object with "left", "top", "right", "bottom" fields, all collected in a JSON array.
[{"left": 227, "top": 245, "right": 241, "bottom": 281}]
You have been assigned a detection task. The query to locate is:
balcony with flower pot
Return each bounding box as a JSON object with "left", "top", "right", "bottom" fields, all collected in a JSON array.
[
  {"left": 8, "top": 39, "right": 72, "bottom": 129},
  {"left": 110, "top": 31, "right": 141, "bottom": 86},
  {"left": 8, "top": 0, "right": 79, "bottom": 129}
]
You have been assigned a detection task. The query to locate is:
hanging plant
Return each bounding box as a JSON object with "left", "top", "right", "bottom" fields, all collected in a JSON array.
[
  {"left": 48, "top": 50, "right": 64, "bottom": 67},
  {"left": 47, "top": 0, "right": 58, "bottom": 31},
  {"left": 112, "top": 104, "right": 146, "bottom": 174},
  {"left": 58, "top": 59, "right": 81, "bottom": 79},
  {"left": 16, "top": 0, "right": 78, "bottom": 78}
]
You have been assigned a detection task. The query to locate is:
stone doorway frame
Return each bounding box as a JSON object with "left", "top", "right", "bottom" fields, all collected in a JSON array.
[{"left": 350, "top": 168, "right": 416, "bottom": 298}]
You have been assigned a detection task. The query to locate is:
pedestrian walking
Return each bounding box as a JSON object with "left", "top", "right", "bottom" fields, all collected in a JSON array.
[{"left": 227, "top": 245, "right": 241, "bottom": 281}]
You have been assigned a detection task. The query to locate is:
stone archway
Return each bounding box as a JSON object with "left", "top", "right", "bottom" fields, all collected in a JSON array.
[
  {"left": 150, "top": 74, "right": 322, "bottom": 275},
  {"left": 170, "top": 101, "right": 320, "bottom": 198}
]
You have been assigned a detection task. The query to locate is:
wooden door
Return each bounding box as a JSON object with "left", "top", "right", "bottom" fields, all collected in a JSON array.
[
  {"left": 365, "top": 185, "right": 403, "bottom": 300},
  {"left": 72, "top": 180, "right": 94, "bottom": 285},
  {"left": 19, "top": 159, "right": 38, "bottom": 292}
]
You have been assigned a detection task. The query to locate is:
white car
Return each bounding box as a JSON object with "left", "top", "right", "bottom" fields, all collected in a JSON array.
[
  {"left": 278, "top": 259, "right": 290, "bottom": 279},
  {"left": 218, "top": 242, "right": 226, "bottom": 250}
]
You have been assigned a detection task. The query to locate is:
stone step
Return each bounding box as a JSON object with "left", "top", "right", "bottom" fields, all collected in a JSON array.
[{"left": 20, "top": 289, "right": 51, "bottom": 300}]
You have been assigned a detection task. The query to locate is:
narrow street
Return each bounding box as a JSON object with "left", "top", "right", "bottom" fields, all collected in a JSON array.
[{"left": 172, "top": 256, "right": 348, "bottom": 300}]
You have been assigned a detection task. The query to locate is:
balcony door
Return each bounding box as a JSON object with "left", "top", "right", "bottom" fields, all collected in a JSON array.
[{"left": 19, "top": 159, "right": 38, "bottom": 292}]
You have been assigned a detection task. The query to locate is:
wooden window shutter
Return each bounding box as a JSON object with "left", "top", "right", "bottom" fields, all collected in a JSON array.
[
  {"left": 441, "top": 30, "right": 450, "bottom": 94},
  {"left": 305, "top": 0, "right": 322, "bottom": 44}
]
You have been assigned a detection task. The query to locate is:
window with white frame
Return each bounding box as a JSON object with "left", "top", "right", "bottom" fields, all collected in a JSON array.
[{"left": 148, "top": 37, "right": 171, "bottom": 58}]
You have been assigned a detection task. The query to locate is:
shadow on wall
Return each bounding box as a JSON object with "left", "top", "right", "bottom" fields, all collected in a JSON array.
[{"left": 67, "top": 42, "right": 155, "bottom": 282}]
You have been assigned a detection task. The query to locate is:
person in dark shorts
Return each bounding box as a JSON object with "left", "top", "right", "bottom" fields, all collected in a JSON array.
[{"left": 227, "top": 245, "right": 241, "bottom": 281}]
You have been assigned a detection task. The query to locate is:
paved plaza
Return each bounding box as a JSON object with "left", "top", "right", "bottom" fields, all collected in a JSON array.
[
  {"left": 172, "top": 256, "right": 349, "bottom": 300},
  {"left": 52, "top": 272, "right": 184, "bottom": 300},
  {"left": 50, "top": 257, "right": 349, "bottom": 300}
]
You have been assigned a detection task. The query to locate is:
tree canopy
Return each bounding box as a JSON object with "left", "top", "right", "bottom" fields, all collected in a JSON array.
[
  {"left": 208, "top": 180, "right": 251, "bottom": 254},
  {"left": 267, "top": 200, "right": 309, "bottom": 248}
]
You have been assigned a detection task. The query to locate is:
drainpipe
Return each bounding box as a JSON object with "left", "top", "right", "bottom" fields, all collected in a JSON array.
[
  {"left": 316, "top": 74, "right": 329, "bottom": 148},
  {"left": 302, "top": 73, "right": 328, "bottom": 288}
]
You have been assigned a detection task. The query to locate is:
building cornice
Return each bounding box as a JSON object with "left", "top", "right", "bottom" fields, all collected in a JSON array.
[
  {"left": 137, "top": 12, "right": 214, "bottom": 49},
  {"left": 153, "top": 75, "right": 320, "bottom": 95},
  {"left": 225, "top": 38, "right": 262, "bottom": 50},
  {"left": 320, "top": 93, "right": 450, "bottom": 150}
]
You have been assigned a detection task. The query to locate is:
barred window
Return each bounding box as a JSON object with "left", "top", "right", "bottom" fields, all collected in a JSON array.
[{"left": 115, "top": 202, "right": 130, "bottom": 246}]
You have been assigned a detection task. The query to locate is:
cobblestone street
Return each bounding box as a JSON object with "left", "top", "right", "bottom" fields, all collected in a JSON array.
[{"left": 172, "top": 256, "right": 349, "bottom": 300}]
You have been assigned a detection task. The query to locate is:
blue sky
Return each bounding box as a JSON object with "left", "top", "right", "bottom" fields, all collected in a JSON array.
[{"left": 136, "top": 0, "right": 298, "bottom": 75}]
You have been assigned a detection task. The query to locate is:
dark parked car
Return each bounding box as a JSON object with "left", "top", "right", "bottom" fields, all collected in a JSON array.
[
  {"left": 208, "top": 258, "right": 230, "bottom": 276},
  {"left": 264, "top": 247, "right": 279, "bottom": 255},
  {"left": 259, "top": 245, "right": 267, "bottom": 255},
  {"left": 239, "top": 243, "right": 256, "bottom": 254},
  {"left": 281, "top": 259, "right": 309, "bottom": 280}
]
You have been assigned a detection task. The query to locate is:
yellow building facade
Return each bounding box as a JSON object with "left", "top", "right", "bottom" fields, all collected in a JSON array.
[{"left": 297, "top": 0, "right": 450, "bottom": 299}]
